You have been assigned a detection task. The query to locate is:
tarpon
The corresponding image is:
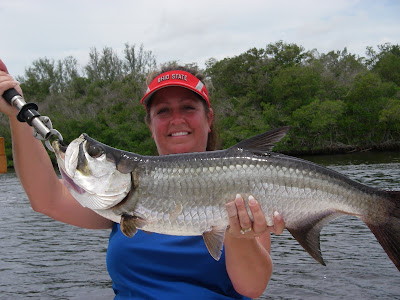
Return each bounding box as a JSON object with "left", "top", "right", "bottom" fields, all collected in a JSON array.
[{"left": 52, "top": 127, "right": 400, "bottom": 270}]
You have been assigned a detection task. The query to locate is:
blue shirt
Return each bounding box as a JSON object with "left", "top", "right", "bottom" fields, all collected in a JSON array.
[{"left": 107, "top": 223, "right": 250, "bottom": 300}]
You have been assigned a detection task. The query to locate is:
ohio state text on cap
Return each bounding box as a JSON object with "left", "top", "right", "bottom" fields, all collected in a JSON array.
[{"left": 141, "top": 70, "right": 210, "bottom": 107}]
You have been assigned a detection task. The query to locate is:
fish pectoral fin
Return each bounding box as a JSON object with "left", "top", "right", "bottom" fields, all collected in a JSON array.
[
  {"left": 120, "top": 215, "right": 148, "bottom": 238},
  {"left": 202, "top": 225, "right": 227, "bottom": 261},
  {"left": 286, "top": 210, "right": 345, "bottom": 266}
]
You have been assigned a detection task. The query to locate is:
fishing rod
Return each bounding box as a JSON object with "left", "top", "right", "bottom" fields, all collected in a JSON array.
[{"left": 2, "top": 88, "right": 63, "bottom": 152}]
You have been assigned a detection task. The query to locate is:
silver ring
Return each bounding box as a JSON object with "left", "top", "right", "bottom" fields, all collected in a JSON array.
[{"left": 240, "top": 227, "right": 252, "bottom": 235}]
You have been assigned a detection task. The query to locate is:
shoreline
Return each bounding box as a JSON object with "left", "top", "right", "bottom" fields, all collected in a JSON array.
[
  {"left": 4, "top": 145, "right": 400, "bottom": 172},
  {"left": 283, "top": 142, "right": 400, "bottom": 157}
]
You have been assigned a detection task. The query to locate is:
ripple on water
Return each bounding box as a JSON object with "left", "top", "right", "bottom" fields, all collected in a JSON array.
[{"left": 1, "top": 153, "right": 400, "bottom": 299}]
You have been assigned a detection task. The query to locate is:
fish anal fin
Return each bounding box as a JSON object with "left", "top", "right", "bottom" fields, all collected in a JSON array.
[
  {"left": 120, "top": 215, "right": 147, "bottom": 238},
  {"left": 232, "top": 126, "right": 290, "bottom": 153},
  {"left": 202, "top": 225, "right": 227, "bottom": 261},
  {"left": 287, "top": 210, "right": 345, "bottom": 266}
]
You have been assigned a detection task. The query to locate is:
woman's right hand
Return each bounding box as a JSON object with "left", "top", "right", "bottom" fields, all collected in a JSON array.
[{"left": 0, "top": 59, "right": 22, "bottom": 117}]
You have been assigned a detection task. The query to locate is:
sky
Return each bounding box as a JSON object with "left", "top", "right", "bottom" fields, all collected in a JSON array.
[{"left": 1, "top": 0, "right": 399, "bottom": 78}]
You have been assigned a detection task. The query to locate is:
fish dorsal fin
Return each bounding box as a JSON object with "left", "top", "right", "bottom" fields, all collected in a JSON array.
[
  {"left": 120, "top": 215, "right": 148, "bottom": 238},
  {"left": 286, "top": 210, "right": 345, "bottom": 266},
  {"left": 202, "top": 225, "right": 227, "bottom": 261},
  {"left": 232, "top": 126, "right": 290, "bottom": 153}
]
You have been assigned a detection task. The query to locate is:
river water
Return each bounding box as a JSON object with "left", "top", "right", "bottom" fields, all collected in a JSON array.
[{"left": 0, "top": 151, "right": 399, "bottom": 299}]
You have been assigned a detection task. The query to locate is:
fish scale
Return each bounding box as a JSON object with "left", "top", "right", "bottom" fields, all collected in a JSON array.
[
  {"left": 122, "top": 151, "right": 369, "bottom": 235},
  {"left": 52, "top": 127, "right": 400, "bottom": 268}
]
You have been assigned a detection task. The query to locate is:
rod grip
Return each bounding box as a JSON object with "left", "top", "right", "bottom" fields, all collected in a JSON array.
[{"left": 2, "top": 88, "right": 21, "bottom": 105}]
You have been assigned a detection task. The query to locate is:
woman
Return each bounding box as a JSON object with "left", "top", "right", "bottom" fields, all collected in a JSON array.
[{"left": 0, "top": 60, "right": 284, "bottom": 299}]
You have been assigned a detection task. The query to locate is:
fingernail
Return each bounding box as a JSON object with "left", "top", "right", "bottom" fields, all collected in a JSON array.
[
  {"left": 274, "top": 211, "right": 280, "bottom": 217},
  {"left": 249, "top": 195, "right": 257, "bottom": 206},
  {"left": 235, "top": 194, "right": 244, "bottom": 204}
]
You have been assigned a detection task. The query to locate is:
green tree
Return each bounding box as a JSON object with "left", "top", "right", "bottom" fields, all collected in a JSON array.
[
  {"left": 379, "top": 99, "right": 400, "bottom": 139},
  {"left": 206, "top": 47, "right": 268, "bottom": 99},
  {"left": 366, "top": 43, "right": 400, "bottom": 86},
  {"left": 17, "top": 57, "right": 56, "bottom": 101},
  {"left": 343, "top": 72, "right": 398, "bottom": 145},
  {"left": 3, "top": 41, "right": 400, "bottom": 168},
  {"left": 291, "top": 99, "right": 345, "bottom": 151},
  {"left": 314, "top": 48, "right": 366, "bottom": 100},
  {"left": 265, "top": 40, "right": 313, "bottom": 68},
  {"left": 269, "top": 65, "right": 321, "bottom": 113},
  {"left": 85, "top": 47, "right": 124, "bottom": 82},
  {"left": 123, "top": 43, "right": 156, "bottom": 76}
]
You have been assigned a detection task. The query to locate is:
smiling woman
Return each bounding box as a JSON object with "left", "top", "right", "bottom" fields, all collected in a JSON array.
[
  {"left": 0, "top": 60, "right": 284, "bottom": 300},
  {"left": 146, "top": 86, "right": 213, "bottom": 155},
  {"left": 144, "top": 65, "right": 218, "bottom": 152}
]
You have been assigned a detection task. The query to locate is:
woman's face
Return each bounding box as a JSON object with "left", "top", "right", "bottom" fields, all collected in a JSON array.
[{"left": 148, "top": 86, "right": 213, "bottom": 155}]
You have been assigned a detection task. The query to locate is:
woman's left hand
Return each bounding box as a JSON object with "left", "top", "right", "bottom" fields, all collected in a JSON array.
[
  {"left": 225, "top": 194, "right": 285, "bottom": 239},
  {"left": 224, "top": 194, "right": 285, "bottom": 297}
]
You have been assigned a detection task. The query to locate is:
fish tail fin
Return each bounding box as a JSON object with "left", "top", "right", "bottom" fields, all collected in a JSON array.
[{"left": 364, "top": 191, "right": 400, "bottom": 271}]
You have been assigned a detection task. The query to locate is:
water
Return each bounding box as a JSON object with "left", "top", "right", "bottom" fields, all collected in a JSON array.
[
  {"left": 262, "top": 151, "right": 400, "bottom": 300},
  {"left": 0, "top": 151, "right": 399, "bottom": 299},
  {"left": 0, "top": 174, "right": 114, "bottom": 299}
]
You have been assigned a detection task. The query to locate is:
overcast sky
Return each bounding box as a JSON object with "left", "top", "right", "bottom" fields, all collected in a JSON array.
[{"left": 1, "top": 0, "right": 399, "bottom": 78}]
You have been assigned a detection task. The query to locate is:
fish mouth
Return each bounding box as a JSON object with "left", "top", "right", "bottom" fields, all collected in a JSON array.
[
  {"left": 52, "top": 140, "right": 67, "bottom": 170},
  {"left": 52, "top": 140, "right": 69, "bottom": 162},
  {"left": 52, "top": 139, "right": 68, "bottom": 153},
  {"left": 52, "top": 139, "right": 85, "bottom": 194},
  {"left": 58, "top": 143, "right": 68, "bottom": 154},
  {"left": 59, "top": 167, "right": 86, "bottom": 194}
]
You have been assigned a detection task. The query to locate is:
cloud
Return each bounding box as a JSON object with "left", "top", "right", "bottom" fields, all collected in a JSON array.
[{"left": 1, "top": 0, "right": 399, "bottom": 77}]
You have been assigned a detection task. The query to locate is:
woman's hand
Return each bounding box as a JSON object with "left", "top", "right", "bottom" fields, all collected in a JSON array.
[
  {"left": 224, "top": 194, "right": 285, "bottom": 298},
  {"left": 0, "top": 59, "right": 22, "bottom": 117},
  {"left": 225, "top": 194, "right": 285, "bottom": 239}
]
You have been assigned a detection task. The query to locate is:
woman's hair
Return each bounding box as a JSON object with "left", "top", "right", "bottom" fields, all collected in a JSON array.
[{"left": 144, "top": 63, "right": 218, "bottom": 151}]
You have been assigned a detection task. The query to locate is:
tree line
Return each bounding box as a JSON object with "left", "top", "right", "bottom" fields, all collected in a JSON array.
[{"left": 1, "top": 41, "right": 399, "bottom": 167}]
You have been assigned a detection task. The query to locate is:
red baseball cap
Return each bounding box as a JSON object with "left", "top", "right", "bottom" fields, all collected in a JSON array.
[{"left": 140, "top": 70, "right": 210, "bottom": 107}]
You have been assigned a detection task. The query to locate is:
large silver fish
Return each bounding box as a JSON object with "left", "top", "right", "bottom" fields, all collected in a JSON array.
[{"left": 52, "top": 127, "right": 400, "bottom": 269}]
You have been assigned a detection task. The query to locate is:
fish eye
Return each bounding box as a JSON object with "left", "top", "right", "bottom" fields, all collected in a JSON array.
[{"left": 87, "top": 144, "right": 104, "bottom": 158}]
